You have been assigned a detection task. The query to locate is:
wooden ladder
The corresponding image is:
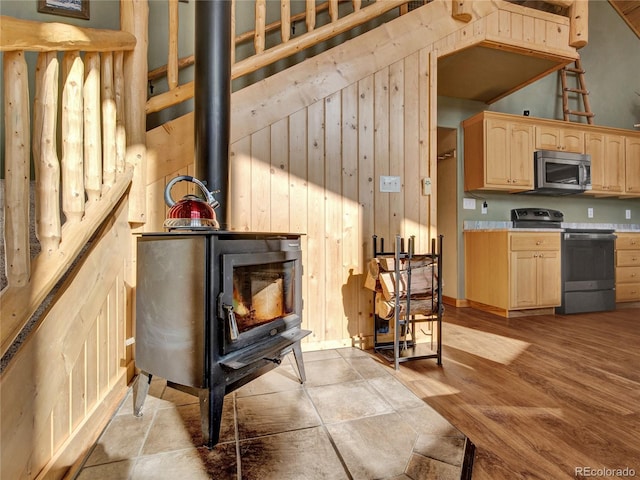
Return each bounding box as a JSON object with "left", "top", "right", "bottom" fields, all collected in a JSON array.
[{"left": 560, "top": 58, "right": 595, "bottom": 124}]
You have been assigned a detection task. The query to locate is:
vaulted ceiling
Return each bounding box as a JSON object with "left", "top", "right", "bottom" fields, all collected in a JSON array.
[{"left": 609, "top": 0, "right": 640, "bottom": 38}]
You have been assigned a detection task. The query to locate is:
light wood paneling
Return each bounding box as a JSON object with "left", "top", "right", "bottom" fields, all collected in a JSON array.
[
  {"left": 0, "top": 200, "right": 132, "bottom": 480},
  {"left": 145, "top": 52, "right": 436, "bottom": 349},
  {"left": 225, "top": 51, "right": 435, "bottom": 348}
]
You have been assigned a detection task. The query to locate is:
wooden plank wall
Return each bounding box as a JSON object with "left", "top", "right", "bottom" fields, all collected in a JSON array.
[
  {"left": 228, "top": 50, "right": 436, "bottom": 349},
  {"left": 0, "top": 199, "right": 133, "bottom": 480},
  {"left": 145, "top": 48, "right": 437, "bottom": 350}
]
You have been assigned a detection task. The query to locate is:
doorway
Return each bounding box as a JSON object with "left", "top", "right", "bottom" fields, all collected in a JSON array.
[{"left": 437, "top": 127, "right": 459, "bottom": 305}]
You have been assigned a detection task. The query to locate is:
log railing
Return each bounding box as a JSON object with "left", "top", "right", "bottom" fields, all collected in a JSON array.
[
  {"left": 146, "top": 0, "right": 414, "bottom": 114},
  {"left": 1, "top": 16, "right": 137, "bottom": 356},
  {"left": 146, "top": 0, "right": 585, "bottom": 116}
]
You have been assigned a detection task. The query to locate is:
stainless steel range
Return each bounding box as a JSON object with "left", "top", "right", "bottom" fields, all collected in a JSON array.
[
  {"left": 557, "top": 228, "right": 616, "bottom": 314},
  {"left": 510, "top": 208, "right": 616, "bottom": 314}
]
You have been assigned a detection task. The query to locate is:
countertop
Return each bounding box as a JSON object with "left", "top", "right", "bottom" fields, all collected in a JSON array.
[{"left": 463, "top": 221, "right": 640, "bottom": 232}]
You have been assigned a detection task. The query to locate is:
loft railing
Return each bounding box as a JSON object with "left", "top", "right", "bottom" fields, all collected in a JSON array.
[
  {"left": 146, "top": 0, "right": 586, "bottom": 116},
  {"left": 0, "top": 16, "right": 138, "bottom": 356},
  {"left": 145, "top": 0, "right": 415, "bottom": 114}
]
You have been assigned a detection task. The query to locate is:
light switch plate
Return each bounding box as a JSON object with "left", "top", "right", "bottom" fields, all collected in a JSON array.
[{"left": 380, "top": 175, "right": 401, "bottom": 193}]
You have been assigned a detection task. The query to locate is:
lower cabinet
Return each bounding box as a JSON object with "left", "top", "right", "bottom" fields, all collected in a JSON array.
[
  {"left": 510, "top": 249, "right": 561, "bottom": 309},
  {"left": 465, "top": 230, "right": 561, "bottom": 316},
  {"left": 616, "top": 233, "right": 640, "bottom": 302}
]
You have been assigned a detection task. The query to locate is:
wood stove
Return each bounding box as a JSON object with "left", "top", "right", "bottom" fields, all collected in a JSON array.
[
  {"left": 132, "top": 1, "right": 311, "bottom": 448},
  {"left": 133, "top": 231, "right": 309, "bottom": 447}
]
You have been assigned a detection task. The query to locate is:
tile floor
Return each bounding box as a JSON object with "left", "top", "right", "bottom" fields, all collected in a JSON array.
[{"left": 74, "top": 348, "right": 470, "bottom": 480}]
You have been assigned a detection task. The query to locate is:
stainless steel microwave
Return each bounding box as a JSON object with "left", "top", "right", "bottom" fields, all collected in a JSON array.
[{"left": 529, "top": 150, "right": 591, "bottom": 195}]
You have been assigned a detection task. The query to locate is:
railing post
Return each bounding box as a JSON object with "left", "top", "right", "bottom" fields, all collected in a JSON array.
[
  {"left": 306, "top": 0, "right": 316, "bottom": 32},
  {"left": 84, "top": 51, "right": 102, "bottom": 202},
  {"left": 281, "top": 0, "right": 291, "bottom": 43},
  {"left": 33, "top": 51, "right": 62, "bottom": 254},
  {"left": 3, "top": 50, "right": 31, "bottom": 286},
  {"left": 168, "top": 0, "right": 179, "bottom": 89},
  {"left": 255, "top": 0, "right": 266, "bottom": 54},
  {"left": 329, "top": 0, "right": 338, "bottom": 22},
  {"left": 569, "top": 0, "right": 588, "bottom": 48},
  {"left": 102, "top": 52, "right": 117, "bottom": 188},
  {"left": 114, "top": 51, "right": 126, "bottom": 175},
  {"left": 121, "top": 0, "right": 149, "bottom": 224},
  {"left": 452, "top": 0, "right": 472, "bottom": 22},
  {"left": 62, "top": 51, "right": 85, "bottom": 223}
]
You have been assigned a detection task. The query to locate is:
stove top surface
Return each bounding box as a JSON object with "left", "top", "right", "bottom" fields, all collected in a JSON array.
[{"left": 511, "top": 207, "right": 564, "bottom": 228}]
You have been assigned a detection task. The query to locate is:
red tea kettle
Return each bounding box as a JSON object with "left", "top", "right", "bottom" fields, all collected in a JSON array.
[{"left": 163, "top": 175, "right": 220, "bottom": 230}]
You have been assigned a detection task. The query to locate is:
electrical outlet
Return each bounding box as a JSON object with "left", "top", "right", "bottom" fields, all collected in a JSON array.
[
  {"left": 588, "top": 207, "right": 594, "bottom": 218},
  {"left": 626, "top": 209, "right": 632, "bottom": 220},
  {"left": 421, "top": 177, "right": 432, "bottom": 196},
  {"left": 463, "top": 198, "right": 476, "bottom": 210},
  {"left": 481, "top": 201, "right": 488, "bottom": 215}
]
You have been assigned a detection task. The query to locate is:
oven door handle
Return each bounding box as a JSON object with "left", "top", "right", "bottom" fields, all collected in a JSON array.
[{"left": 563, "top": 233, "right": 617, "bottom": 241}]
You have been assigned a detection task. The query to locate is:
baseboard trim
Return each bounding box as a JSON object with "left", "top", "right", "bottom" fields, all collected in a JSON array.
[{"left": 443, "top": 296, "right": 470, "bottom": 308}]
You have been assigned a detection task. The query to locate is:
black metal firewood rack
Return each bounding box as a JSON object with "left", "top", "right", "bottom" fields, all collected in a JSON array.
[{"left": 372, "top": 234, "right": 443, "bottom": 370}]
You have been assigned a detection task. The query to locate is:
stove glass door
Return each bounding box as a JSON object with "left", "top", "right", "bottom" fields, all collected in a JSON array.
[
  {"left": 232, "top": 260, "right": 295, "bottom": 333},
  {"left": 220, "top": 249, "right": 301, "bottom": 355}
]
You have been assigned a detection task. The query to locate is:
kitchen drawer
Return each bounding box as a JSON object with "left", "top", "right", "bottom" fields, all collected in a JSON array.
[
  {"left": 616, "top": 283, "right": 640, "bottom": 302},
  {"left": 616, "top": 234, "right": 640, "bottom": 250},
  {"left": 616, "top": 266, "right": 640, "bottom": 283},
  {"left": 510, "top": 233, "right": 560, "bottom": 251},
  {"left": 616, "top": 250, "right": 640, "bottom": 267}
]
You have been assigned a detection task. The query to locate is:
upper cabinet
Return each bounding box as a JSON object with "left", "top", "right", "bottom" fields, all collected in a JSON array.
[
  {"left": 535, "top": 124, "right": 584, "bottom": 153},
  {"left": 585, "top": 132, "right": 625, "bottom": 195},
  {"left": 463, "top": 112, "right": 534, "bottom": 192},
  {"left": 463, "top": 111, "right": 640, "bottom": 197},
  {"left": 625, "top": 136, "right": 640, "bottom": 195}
]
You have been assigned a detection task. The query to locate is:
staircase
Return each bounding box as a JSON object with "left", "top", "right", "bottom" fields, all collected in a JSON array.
[{"left": 560, "top": 58, "right": 595, "bottom": 124}]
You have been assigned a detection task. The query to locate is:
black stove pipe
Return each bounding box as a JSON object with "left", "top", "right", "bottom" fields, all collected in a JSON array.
[{"left": 194, "top": 0, "right": 231, "bottom": 230}]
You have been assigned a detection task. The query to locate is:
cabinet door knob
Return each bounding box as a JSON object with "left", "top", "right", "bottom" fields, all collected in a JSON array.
[{"left": 536, "top": 241, "right": 541, "bottom": 245}]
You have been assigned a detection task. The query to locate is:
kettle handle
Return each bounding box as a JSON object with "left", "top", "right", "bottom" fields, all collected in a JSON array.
[{"left": 164, "top": 175, "right": 218, "bottom": 208}]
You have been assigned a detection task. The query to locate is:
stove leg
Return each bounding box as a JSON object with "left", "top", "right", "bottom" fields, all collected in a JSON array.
[
  {"left": 199, "top": 382, "right": 225, "bottom": 449},
  {"left": 133, "top": 371, "right": 152, "bottom": 417},
  {"left": 292, "top": 341, "right": 306, "bottom": 383}
]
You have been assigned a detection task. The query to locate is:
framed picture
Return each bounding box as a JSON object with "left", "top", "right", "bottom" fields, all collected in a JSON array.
[{"left": 38, "top": 0, "right": 90, "bottom": 20}]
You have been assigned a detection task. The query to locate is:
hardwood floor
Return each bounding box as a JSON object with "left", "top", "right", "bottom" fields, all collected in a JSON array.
[{"left": 393, "top": 306, "right": 640, "bottom": 480}]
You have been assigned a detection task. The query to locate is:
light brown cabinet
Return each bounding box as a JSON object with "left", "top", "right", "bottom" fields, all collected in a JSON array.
[
  {"left": 624, "top": 136, "right": 640, "bottom": 195},
  {"left": 585, "top": 132, "right": 625, "bottom": 194},
  {"left": 463, "top": 112, "right": 534, "bottom": 192},
  {"left": 510, "top": 236, "right": 561, "bottom": 308},
  {"left": 616, "top": 233, "right": 640, "bottom": 302},
  {"left": 535, "top": 124, "right": 584, "bottom": 153},
  {"left": 463, "top": 111, "right": 640, "bottom": 198},
  {"left": 464, "top": 230, "right": 561, "bottom": 317}
]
